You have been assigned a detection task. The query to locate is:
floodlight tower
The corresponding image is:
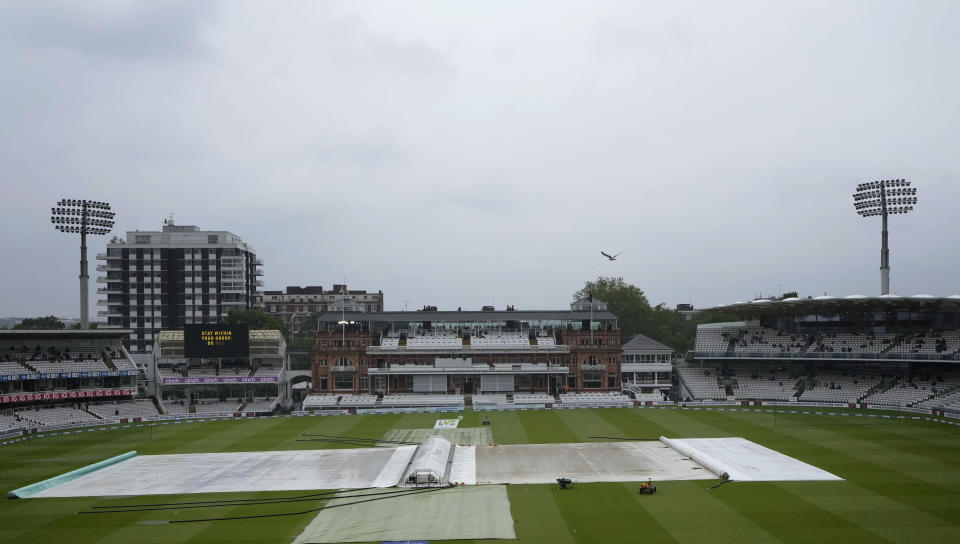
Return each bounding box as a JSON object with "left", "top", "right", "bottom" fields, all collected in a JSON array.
[
  {"left": 51, "top": 200, "right": 116, "bottom": 329},
  {"left": 853, "top": 180, "right": 917, "bottom": 295}
]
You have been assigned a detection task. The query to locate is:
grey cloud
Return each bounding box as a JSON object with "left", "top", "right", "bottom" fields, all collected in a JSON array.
[
  {"left": 0, "top": 1, "right": 216, "bottom": 60},
  {"left": 315, "top": 130, "right": 406, "bottom": 166},
  {"left": 1, "top": 1, "right": 959, "bottom": 318},
  {"left": 317, "top": 13, "right": 457, "bottom": 79}
]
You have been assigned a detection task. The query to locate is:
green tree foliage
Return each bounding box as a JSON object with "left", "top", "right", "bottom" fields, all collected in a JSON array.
[
  {"left": 70, "top": 322, "right": 98, "bottom": 329},
  {"left": 13, "top": 316, "right": 65, "bottom": 330},
  {"left": 574, "top": 277, "right": 742, "bottom": 352},
  {"left": 222, "top": 309, "right": 289, "bottom": 339},
  {"left": 574, "top": 277, "right": 653, "bottom": 341},
  {"left": 778, "top": 291, "right": 799, "bottom": 300}
]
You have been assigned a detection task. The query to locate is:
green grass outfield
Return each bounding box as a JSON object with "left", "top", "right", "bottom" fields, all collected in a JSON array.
[{"left": 1, "top": 408, "right": 959, "bottom": 543}]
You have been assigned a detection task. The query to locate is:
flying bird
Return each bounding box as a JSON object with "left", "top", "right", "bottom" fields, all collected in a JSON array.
[{"left": 601, "top": 251, "right": 621, "bottom": 261}]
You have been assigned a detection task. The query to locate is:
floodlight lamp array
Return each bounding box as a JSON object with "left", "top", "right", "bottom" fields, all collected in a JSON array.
[
  {"left": 56, "top": 199, "right": 112, "bottom": 210},
  {"left": 852, "top": 179, "right": 918, "bottom": 218},
  {"left": 50, "top": 198, "right": 115, "bottom": 236}
]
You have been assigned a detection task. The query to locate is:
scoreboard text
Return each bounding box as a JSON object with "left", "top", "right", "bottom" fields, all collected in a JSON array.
[{"left": 183, "top": 324, "right": 249, "bottom": 359}]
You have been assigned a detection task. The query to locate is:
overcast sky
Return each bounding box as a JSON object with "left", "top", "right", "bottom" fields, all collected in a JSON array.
[{"left": 2, "top": 0, "right": 958, "bottom": 319}]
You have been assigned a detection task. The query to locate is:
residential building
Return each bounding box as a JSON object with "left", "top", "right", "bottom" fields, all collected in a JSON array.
[
  {"left": 96, "top": 221, "right": 263, "bottom": 356},
  {"left": 263, "top": 285, "right": 384, "bottom": 335}
]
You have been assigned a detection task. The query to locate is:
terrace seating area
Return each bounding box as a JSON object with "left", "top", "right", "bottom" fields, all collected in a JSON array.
[
  {"left": 1, "top": 346, "right": 127, "bottom": 370},
  {"left": 160, "top": 399, "right": 191, "bottom": 414},
  {"left": 695, "top": 328, "right": 731, "bottom": 352},
  {"left": 622, "top": 383, "right": 669, "bottom": 400},
  {"left": 0, "top": 361, "right": 29, "bottom": 376},
  {"left": 404, "top": 332, "right": 463, "bottom": 349},
  {"left": 472, "top": 394, "right": 508, "bottom": 406},
  {"left": 471, "top": 332, "right": 530, "bottom": 347},
  {"left": 888, "top": 330, "right": 960, "bottom": 358},
  {"left": 631, "top": 391, "right": 667, "bottom": 402},
  {"left": 112, "top": 358, "right": 138, "bottom": 372},
  {"left": 732, "top": 369, "right": 801, "bottom": 401},
  {"left": 808, "top": 332, "right": 897, "bottom": 357},
  {"left": 915, "top": 390, "right": 960, "bottom": 410},
  {"left": 695, "top": 324, "right": 960, "bottom": 360},
  {"left": 512, "top": 393, "right": 556, "bottom": 405},
  {"left": 158, "top": 367, "right": 182, "bottom": 379},
  {"left": 0, "top": 413, "right": 21, "bottom": 432},
  {"left": 193, "top": 399, "right": 243, "bottom": 414},
  {"left": 86, "top": 400, "right": 160, "bottom": 419},
  {"left": 731, "top": 328, "right": 808, "bottom": 354},
  {"left": 862, "top": 377, "right": 939, "bottom": 407},
  {"left": 677, "top": 367, "right": 726, "bottom": 400},
  {"left": 242, "top": 397, "right": 279, "bottom": 413},
  {"left": 798, "top": 372, "right": 883, "bottom": 403},
  {"left": 535, "top": 336, "right": 557, "bottom": 347},
  {"left": 559, "top": 392, "right": 632, "bottom": 407},
  {"left": 380, "top": 394, "right": 465, "bottom": 407},
  {"left": 186, "top": 367, "right": 218, "bottom": 377},
  {"left": 337, "top": 394, "right": 379, "bottom": 408},
  {"left": 252, "top": 366, "right": 281, "bottom": 377},
  {"left": 301, "top": 394, "right": 341, "bottom": 410},
  {"left": 16, "top": 406, "right": 101, "bottom": 427},
  {"left": 28, "top": 359, "right": 110, "bottom": 374},
  {"left": 380, "top": 337, "right": 400, "bottom": 348}
]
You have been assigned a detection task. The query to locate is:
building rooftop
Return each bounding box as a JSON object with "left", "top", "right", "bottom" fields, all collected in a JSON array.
[
  {"left": 705, "top": 295, "right": 960, "bottom": 317},
  {"left": 314, "top": 309, "right": 617, "bottom": 323},
  {"left": 622, "top": 333, "right": 674, "bottom": 352}
]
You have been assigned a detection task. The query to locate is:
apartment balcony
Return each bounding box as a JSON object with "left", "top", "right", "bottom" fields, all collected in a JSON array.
[
  {"left": 253, "top": 257, "right": 264, "bottom": 266},
  {"left": 97, "top": 310, "right": 123, "bottom": 318},
  {"left": 96, "top": 253, "right": 107, "bottom": 260},
  {"left": 254, "top": 279, "right": 264, "bottom": 286},
  {"left": 96, "top": 287, "right": 124, "bottom": 294},
  {"left": 253, "top": 267, "right": 264, "bottom": 276}
]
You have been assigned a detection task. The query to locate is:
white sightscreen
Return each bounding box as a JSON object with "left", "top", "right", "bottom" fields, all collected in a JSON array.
[
  {"left": 413, "top": 375, "right": 448, "bottom": 393},
  {"left": 480, "top": 375, "right": 515, "bottom": 392}
]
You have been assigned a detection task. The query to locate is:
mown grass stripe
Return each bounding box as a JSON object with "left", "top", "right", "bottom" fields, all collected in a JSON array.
[
  {"left": 630, "top": 480, "right": 781, "bottom": 544},
  {"left": 712, "top": 410, "right": 960, "bottom": 527},
  {"left": 718, "top": 481, "right": 896, "bottom": 544},
  {"left": 553, "top": 482, "right": 677, "bottom": 543}
]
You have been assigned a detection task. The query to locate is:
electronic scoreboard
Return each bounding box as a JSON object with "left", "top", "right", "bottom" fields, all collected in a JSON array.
[{"left": 183, "top": 323, "right": 249, "bottom": 358}]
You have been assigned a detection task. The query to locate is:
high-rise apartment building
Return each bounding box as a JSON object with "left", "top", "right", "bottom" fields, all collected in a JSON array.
[{"left": 96, "top": 221, "right": 263, "bottom": 355}]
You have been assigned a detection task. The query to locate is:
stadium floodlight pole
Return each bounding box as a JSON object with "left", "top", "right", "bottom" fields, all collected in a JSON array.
[
  {"left": 853, "top": 179, "right": 917, "bottom": 295},
  {"left": 51, "top": 199, "right": 116, "bottom": 329}
]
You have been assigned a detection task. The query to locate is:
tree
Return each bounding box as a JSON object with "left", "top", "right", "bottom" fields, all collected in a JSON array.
[
  {"left": 13, "top": 316, "right": 65, "bottom": 330},
  {"left": 778, "top": 291, "right": 799, "bottom": 300},
  {"left": 574, "top": 277, "right": 654, "bottom": 341},
  {"left": 70, "top": 322, "right": 98, "bottom": 330},
  {"left": 573, "top": 277, "right": 743, "bottom": 352},
  {"left": 222, "top": 309, "right": 289, "bottom": 339}
]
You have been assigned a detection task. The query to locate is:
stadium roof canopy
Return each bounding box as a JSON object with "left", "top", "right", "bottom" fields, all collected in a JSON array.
[
  {"left": 0, "top": 329, "right": 133, "bottom": 339},
  {"left": 705, "top": 295, "right": 960, "bottom": 318}
]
